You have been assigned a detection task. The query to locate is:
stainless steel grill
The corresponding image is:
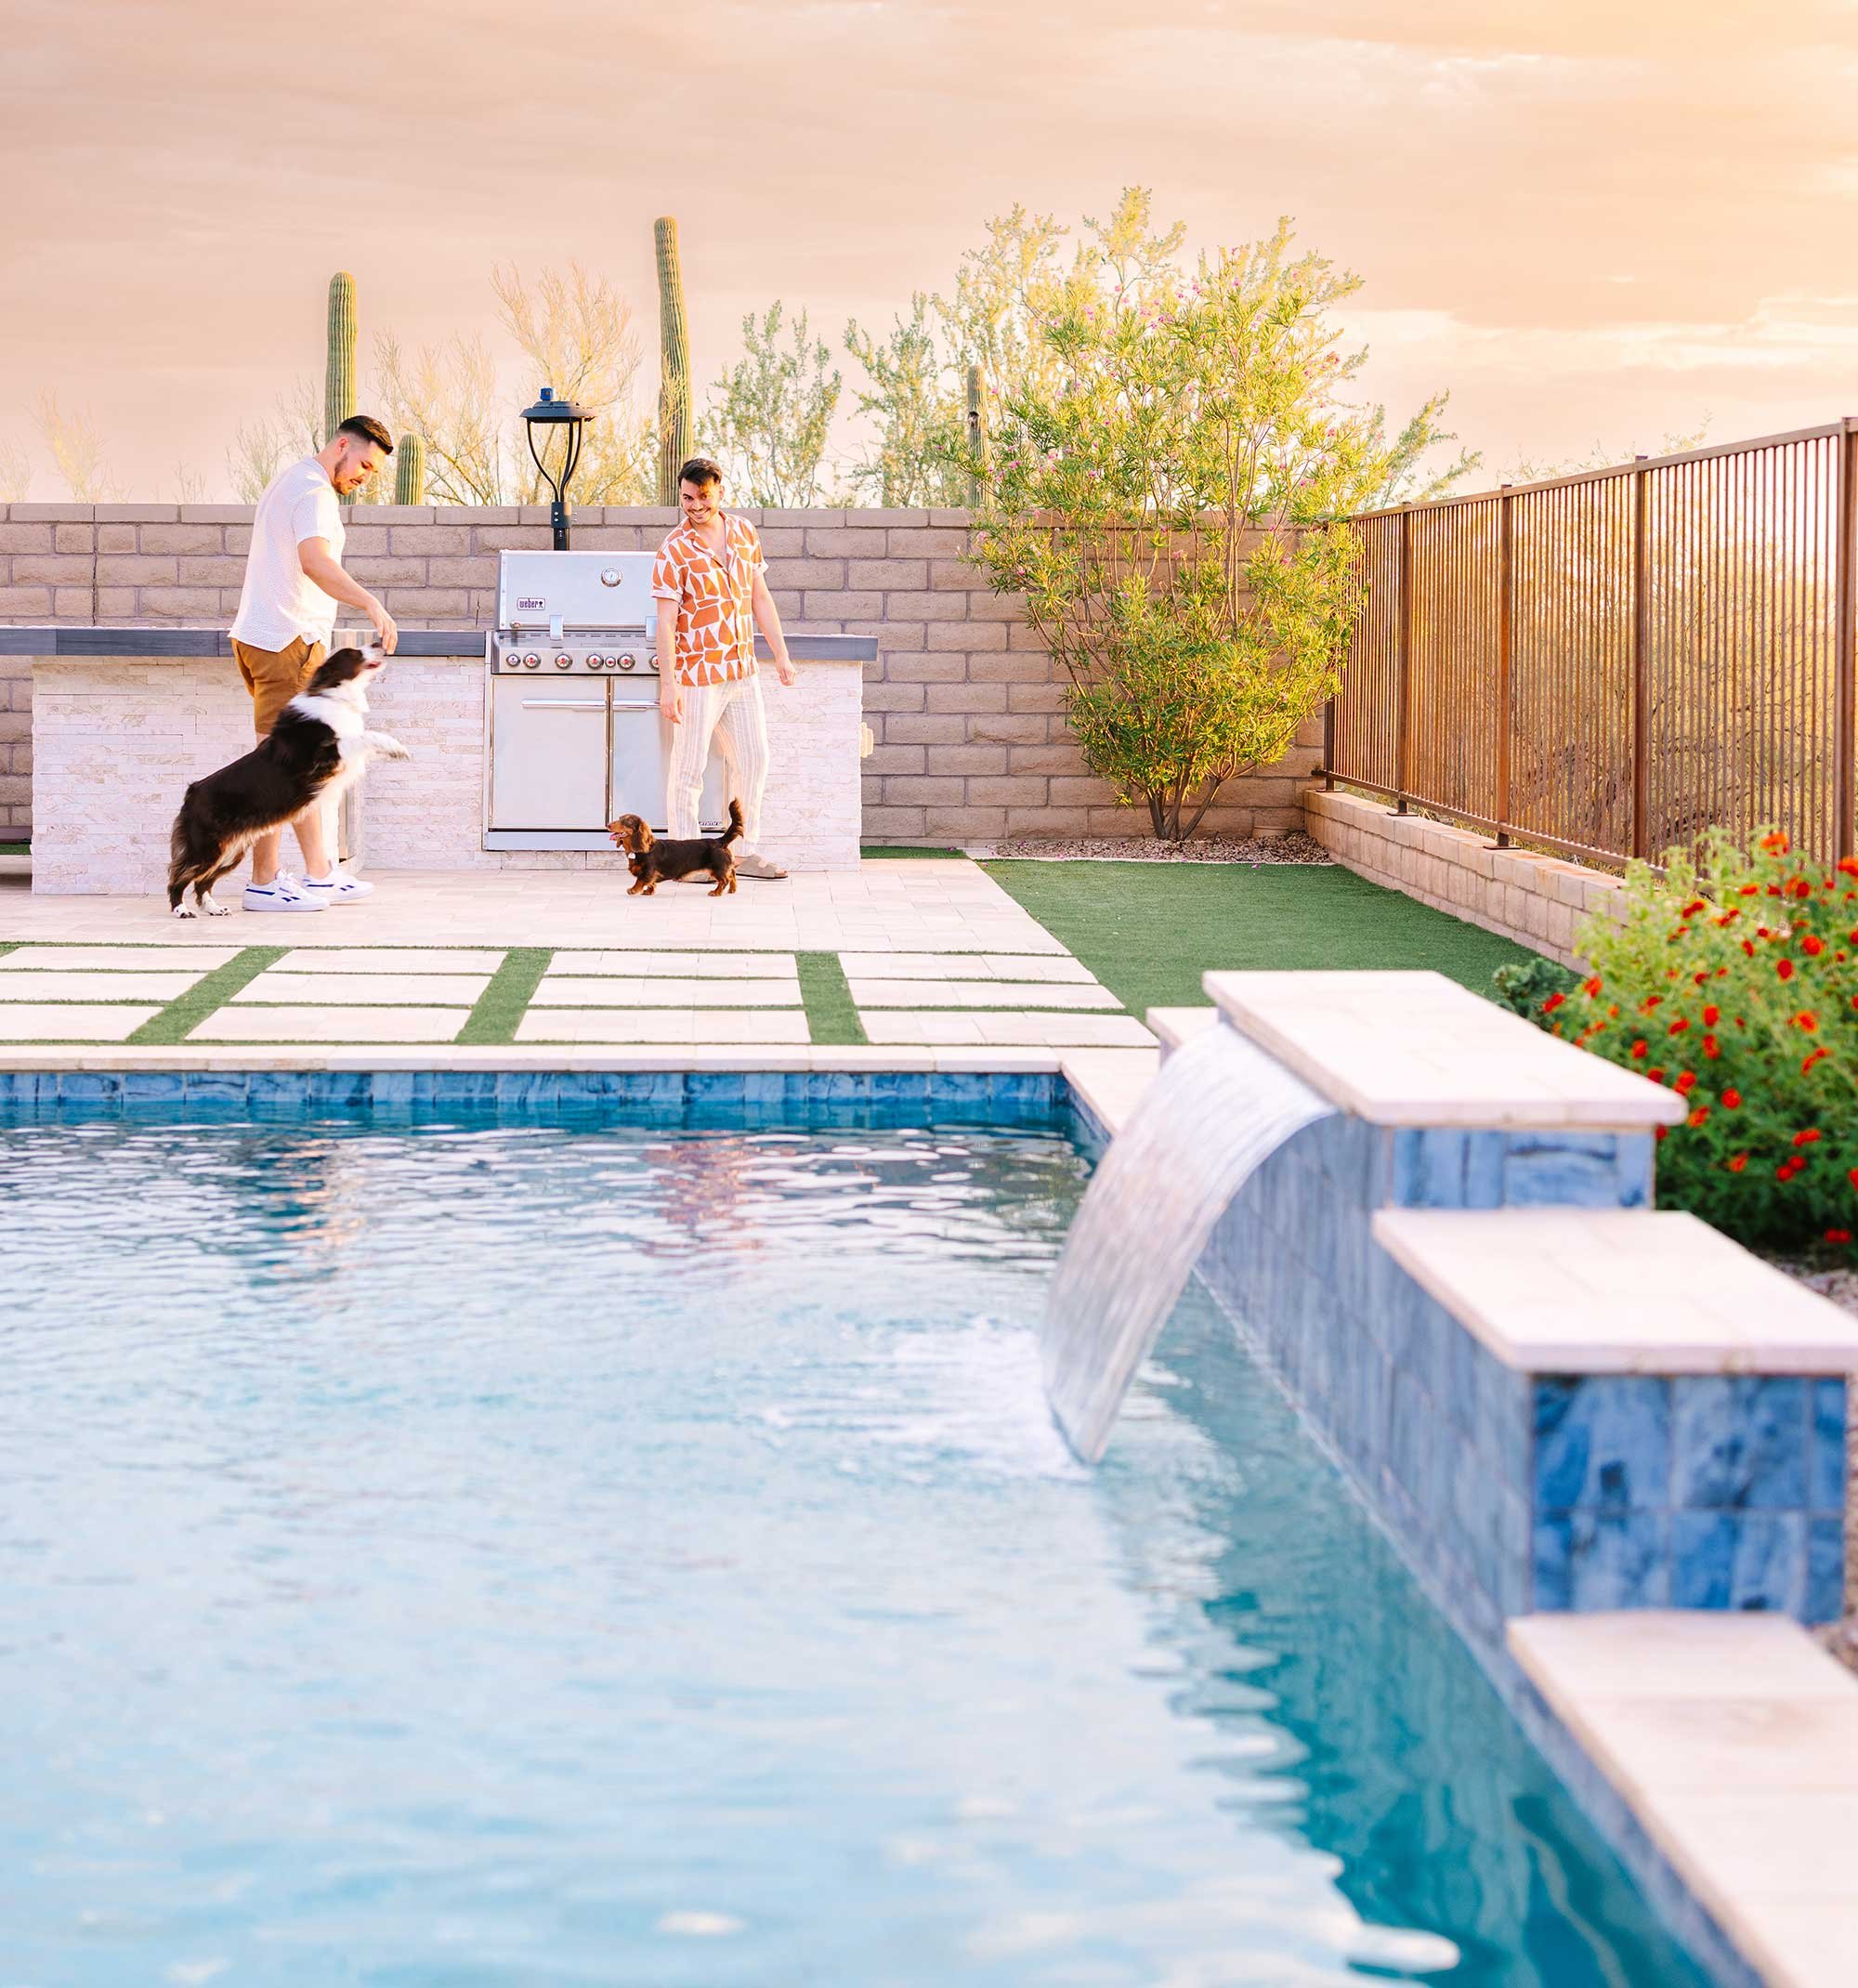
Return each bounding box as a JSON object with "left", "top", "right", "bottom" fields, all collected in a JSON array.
[{"left": 483, "top": 549, "right": 728, "bottom": 851}]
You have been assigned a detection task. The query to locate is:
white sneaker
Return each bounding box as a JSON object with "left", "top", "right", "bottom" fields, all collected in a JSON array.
[
  {"left": 242, "top": 874, "right": 328, "bottom": 913},
  {"left": 303, "top": 869, "right": 375, "bottom": 904}
]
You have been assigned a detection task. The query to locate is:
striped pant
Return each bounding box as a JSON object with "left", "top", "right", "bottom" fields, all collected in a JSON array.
[{"left": 666, "top": 670, "right": 769, "bottom": 845}]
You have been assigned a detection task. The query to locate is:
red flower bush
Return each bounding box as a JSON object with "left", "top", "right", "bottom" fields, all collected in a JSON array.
[{"left": 1551, "top": 828, "right": 1858, "bottom": 1257}]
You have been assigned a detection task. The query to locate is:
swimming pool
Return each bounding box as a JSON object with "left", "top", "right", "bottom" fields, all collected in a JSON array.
[{"left": 0, "top": 1107, "right": 1710, "bottom": 1985}]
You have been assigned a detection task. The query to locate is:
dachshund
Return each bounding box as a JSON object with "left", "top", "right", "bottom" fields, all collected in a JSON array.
[{"left": 608, "top": 798, "right": 743, "bottom": 896}]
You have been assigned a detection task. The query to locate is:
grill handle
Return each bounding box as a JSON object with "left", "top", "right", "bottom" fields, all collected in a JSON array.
[
  {"left": 611, "top": 699, "right": 661, "bottom": 712},
  {"left": 519, "top": 698, "right": 608, "bottom": 711}
]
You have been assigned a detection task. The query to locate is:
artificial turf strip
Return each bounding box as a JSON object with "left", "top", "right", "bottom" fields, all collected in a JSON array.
[
  {"left": 125, "top": 945, "right": 290, "bottom": 1046},
  {"left": 796, "top": 951, "right": 868, "bottom": 1045},
  {"left": 980, "top": 859, "right": 1543, "bottom": 1018},
  {"left": 859, "top": 844, "right": 970, "bottom": 859},
  {"left": 455, "top": 948, "right": 553, "bottom": 1046}
]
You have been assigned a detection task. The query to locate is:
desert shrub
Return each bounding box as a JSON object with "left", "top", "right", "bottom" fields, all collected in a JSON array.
[{"left": 1547, "top": 830, "right": 1858, "bottom": 1255}]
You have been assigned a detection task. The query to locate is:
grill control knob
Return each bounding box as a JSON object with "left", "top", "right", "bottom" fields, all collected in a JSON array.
[
  {"left": 554, "top": 653, "right": 572, "bottom": 670},
  {"left": 523, "top": 652, "right": 540, "bottom": 670},
  {"left": 618, "top": 652, "right": 635, "bottom": 671}
]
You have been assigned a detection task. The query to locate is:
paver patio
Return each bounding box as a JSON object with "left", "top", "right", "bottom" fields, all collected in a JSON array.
[{"left": 0, "top": 861, "right": 1145, "bottom": 1057}]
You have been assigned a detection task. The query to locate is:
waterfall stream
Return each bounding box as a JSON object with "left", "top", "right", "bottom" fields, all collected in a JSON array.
[{"left": 1042, "top": 1025, "right": 1335, "bottom": 1464}]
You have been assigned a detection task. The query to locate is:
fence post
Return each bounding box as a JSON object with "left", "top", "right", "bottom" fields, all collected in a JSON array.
[
  {"left": 1630, "top": 455, "right": 1650, "bottom": 861},
  {"left": 1322, "top": 697, "right": 1336, "bottom": 791},
  {"left": 1394, "top": 508, "right": 1413, "bottom": 814},
  {"left": 1837, "top": 419, "right": 1858, "bottom": 859},
  {"left": 1496, "top": 488, "right": 1512, "bottom": 847}
]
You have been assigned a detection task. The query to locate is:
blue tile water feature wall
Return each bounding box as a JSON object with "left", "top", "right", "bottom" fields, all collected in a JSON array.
[{"left": 1187, "top": 1096, "right": 1847, "bottom": 1643}]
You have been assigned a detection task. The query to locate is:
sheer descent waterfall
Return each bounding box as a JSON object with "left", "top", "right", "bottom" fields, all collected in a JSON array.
[{"left": 1042, "top": 1026, "right": 1335, "bottom": 1464}]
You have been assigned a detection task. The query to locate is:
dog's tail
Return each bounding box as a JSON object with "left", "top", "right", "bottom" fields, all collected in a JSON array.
[{"left": 720, "top": 797, "right": 745, "bottom": 847}]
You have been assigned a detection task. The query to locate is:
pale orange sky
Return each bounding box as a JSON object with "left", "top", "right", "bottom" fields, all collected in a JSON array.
[{"left": 7, "top": 0, "right": 1857, "bottom": 500}]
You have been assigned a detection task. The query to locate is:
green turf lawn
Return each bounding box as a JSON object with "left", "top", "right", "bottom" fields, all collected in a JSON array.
[{"left": 982, "top": 859, "right": 1542, "bottom": 1017}]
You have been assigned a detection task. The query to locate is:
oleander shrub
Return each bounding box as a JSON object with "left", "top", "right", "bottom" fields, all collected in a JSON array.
[{"left": 1545, "top": 829, "right": 1858, "bottom": 1256}]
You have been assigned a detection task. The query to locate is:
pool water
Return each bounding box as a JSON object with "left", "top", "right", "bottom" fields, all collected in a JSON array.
[{"left": 0, "top": 1116, "right": 1708, "bottom": 1987}]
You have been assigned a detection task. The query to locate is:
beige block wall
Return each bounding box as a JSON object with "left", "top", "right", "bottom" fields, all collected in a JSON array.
[
  {"left": 1303, "top": 786, "right": 1626, "bottom": 966},
  {"left": 0, "top": 503, "right": 1315, "bottom": 844}
]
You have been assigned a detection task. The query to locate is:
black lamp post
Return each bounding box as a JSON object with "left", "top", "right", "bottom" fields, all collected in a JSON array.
[{"left": 521, "top": 386, "right": 591, "bottom": 550}]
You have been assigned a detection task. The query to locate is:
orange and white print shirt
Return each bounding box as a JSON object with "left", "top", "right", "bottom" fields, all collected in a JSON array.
[{"left": 649, "top": 514, "right": 765, "bottom": 687}]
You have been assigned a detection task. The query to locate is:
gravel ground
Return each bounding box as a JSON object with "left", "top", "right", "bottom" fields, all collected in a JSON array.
[
  {"left": 1774, "top": 1260, "right": 1858, "bottom": 1670},
  {"left": 970, "top": 831, "right": 1336, "bottom": 865}
]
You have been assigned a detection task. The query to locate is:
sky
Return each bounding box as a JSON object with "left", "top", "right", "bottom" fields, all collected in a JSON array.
[{"left": 6, "top": 0, "right": 1858, "bottom": 500}]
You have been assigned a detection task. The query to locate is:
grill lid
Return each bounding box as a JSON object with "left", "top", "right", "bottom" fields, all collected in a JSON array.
[{"left": 497, "top": 549, "right": 658, "bottom": 634}]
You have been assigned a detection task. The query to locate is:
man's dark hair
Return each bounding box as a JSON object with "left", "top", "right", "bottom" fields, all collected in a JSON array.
[
  {"left": 678, "top": 456, "right": 723, "bottom": 490},
  {"left": 336, "top": 413, "right": 394, "bottom": 454}
]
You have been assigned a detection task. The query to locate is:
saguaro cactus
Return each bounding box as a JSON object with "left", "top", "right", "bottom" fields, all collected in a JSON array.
[
  {"left": 324, "top": 271, "right": 358, "bottom": 503},
  {"left": 965, "top": 363, "right": 985, "bottom": 505},
  {"left": 394, "top": 433, "right": 426, "bottom": 506},
  {"left": 654, "top": 217, "right": 692, "bottom": 504}
]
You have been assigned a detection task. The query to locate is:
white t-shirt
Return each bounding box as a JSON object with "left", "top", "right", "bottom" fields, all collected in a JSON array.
[{"left": 229, "top": 457, "right": 345, "bottom": 651}]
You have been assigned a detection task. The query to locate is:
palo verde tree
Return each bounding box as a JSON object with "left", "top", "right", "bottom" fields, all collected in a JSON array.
[{"left": 964, "top": 215, "right": 1472, "bottom": 841}]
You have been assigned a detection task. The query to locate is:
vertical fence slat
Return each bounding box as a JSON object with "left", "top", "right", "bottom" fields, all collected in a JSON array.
[
  {"left": 1630, "top": 457, "right": 1651, "bottom": 861},
  {"left": 1394, "top": 508, "right": 1413, "bottom": 814},
  {"left": 1837, "top": 419, "right": 1857, "bottom": 859}
]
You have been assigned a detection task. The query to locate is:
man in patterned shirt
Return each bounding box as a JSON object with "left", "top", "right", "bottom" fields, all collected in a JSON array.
[{"left": 650, "top": 457, "right": 796, "bottom": 880}]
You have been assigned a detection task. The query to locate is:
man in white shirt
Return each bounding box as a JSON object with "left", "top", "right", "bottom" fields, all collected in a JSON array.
[{"left": 229, "top": 414, "right": 399, "bottom": 911}]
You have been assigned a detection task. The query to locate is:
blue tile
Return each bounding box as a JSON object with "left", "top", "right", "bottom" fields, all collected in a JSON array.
[
  {"left": 1807, "top": 1517, "right": 1845, "bottom": 1625},
  {"left": 1670, "top": 1378, "right": 1808, "bottom": 1511},
  {"left": 1534, "top": 1378, "right": 1669, "bottom": 1511},
  {"left": 57, "top": 1071, "right": 124, "bottom": 1107},
  {"left": 1613, "top": 1134, "right": 1655, "bottom": 1209},
  {"left": 1463, "top": 1132, "right": 1506, "bottom": 1209},
  {"left": 122, "top": 1071, "right": 186, "bottom": 1103},
  {"left": 1534, "top": 1512, "right": 1669, "bottom": 1610},
  {"left": 1670, "top": 1512, "right": 1805, "bottom": 1614},
  {"left": 1502, "top": 1138, "right": 1620, "bottom": 1208},
  {"left": 1809, "top": 1379, "right": 1847, "bottom": 1514}
]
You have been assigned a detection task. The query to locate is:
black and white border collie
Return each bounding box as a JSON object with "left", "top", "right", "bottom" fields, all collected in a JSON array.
[{"left": 166, "top": 647, "right": 411, "bottom": 918}]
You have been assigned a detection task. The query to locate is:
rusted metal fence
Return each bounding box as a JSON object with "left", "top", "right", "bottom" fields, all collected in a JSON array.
[{"left": 1323, "top": 418, "right": 1858, "bottom": 867}]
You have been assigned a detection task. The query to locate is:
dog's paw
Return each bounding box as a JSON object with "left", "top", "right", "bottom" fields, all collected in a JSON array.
[
  {"left": 379, "top": 736, "right": 412, "bottom": 761},
  {"left": 202, "top": 897, "right": 230, "bottom": 917},
  {"left": 170, "top": 902, "right": 197, "bottom": 920}
]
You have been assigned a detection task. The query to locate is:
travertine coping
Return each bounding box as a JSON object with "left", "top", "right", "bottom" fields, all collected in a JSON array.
[
  {"left": 1205, "top": 969, "right": 1684, "bottom": 1130},
  {"left": 1374, "top": 1208, "right": 1858, "bottom": 1374},
  {"left": 1146, "top": 1006, "right": 1219, "bottom": 1056},
  {"left": 1511, "top": 1613, "right": 1858, "bottom": 1988},
  {"left": 0, "top": 1045, "right": 1069, "bottom": 1075}
]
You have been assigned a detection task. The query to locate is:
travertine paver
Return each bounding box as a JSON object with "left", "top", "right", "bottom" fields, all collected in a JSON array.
[
  {"left": 861, "top": 1013, "right": 1155, "bottom": 1048},
  {"left": 190, "top": 1007, "right": 472, "bottom": 1043},
  {"left": 0, "top": 970, "right": 207, "bottom": 1002},
  {"left": 549, "top": 951, "right": 799, "bottom": 977},
  {"left": 1206, "top": 969, "right": 1684, "bottom": 1129},
  {"left": 0, "top": 945, "right": 242, "bottom": 973},
  {"left": 0, "top": 866, "right": 1067, "bottom": 954},
  {"left": 837, "top": 952, "right": 1095, "bottom": 982},
  {"left": 514, "top": 1009, "right": 811, "bottom": 1045},
  {"left": 277, "top": 948, "right": 507, "bottom": 974},
  {"left": 532, "top": 977, "right": 803, "bottom": 1008},
  {"left": 1374, "top": 1208, "right": 1858, "bottom": 1373},
  {"left": 0, "top": 1005, "right": 160, "bottom": 1040},
  {"left": 1511, "top": 1614, "right": 1858, "bottom": 1988},
  {"left": 228, "top": 973, "right": 491, "bottom": 1006},
  {"left": 848, "top": 979, "right": 1119, "bottom": 1011}
]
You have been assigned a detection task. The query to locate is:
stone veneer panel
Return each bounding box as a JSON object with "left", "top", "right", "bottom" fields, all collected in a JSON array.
[
  {"left": 1, "top": 504, "right": 1315, "bottom": 844},
  {"left": 30, "top": 651, "right": 862, "bottom": 892},
  {"left": 1303, "top": 784, "right": 1627, "bottom": 965}
]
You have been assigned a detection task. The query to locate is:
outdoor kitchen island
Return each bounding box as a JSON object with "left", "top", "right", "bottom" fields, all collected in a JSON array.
[{"left": 20, "top": 613, "right": 873, "bottom": 896}]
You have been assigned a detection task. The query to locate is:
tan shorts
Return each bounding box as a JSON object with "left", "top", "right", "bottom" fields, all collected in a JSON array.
[{"left": 233, "top": 634, "right": 325, "bottom": 737}]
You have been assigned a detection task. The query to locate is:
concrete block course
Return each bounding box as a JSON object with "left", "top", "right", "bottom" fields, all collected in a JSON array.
[{"left": 3, "top": 502, "right": 1314, "bottom": 844}]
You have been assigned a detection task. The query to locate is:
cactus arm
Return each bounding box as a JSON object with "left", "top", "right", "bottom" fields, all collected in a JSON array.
[{"left": 654, "top": 217, "right": 692, "bottom": 504}]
